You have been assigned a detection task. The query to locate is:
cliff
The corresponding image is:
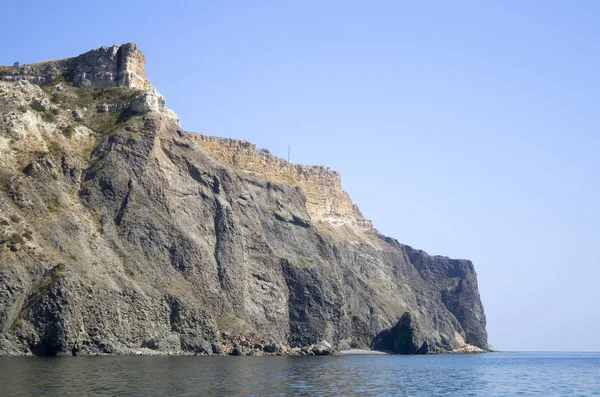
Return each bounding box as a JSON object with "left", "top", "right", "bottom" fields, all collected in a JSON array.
[
  {"left": 0, "top": 43, "right": 150, "bottom": 90},
  {"left": 0, "top": 43, "right": 488, "bottom": 356},
  {"left": 192, "top": 135, "right": 373, "bottom": 231}
]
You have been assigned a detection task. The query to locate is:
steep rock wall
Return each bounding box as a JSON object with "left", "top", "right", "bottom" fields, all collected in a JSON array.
[
  {"left": 0, "top": 43, "right": 489, "bottom": 356},
  {"left": 192, "top": 134, "right": 373, "bottom": 231},
  {"left": 0, "top": 43, "right": 150, "bottom": 90}
]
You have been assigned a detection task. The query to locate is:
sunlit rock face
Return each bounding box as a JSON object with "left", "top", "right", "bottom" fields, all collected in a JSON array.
[
  {"left": 0, "top": 43, "right": 488, "bottom": 356},
  {"left": 191, "top": 134, "right": 374, "bottom": 232},
  {"left": 1, "top": 43, "right": 151, "bottom": 90}
]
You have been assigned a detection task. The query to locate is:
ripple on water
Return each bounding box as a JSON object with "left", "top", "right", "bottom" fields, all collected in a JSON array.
[{"left": 0, "top": 352, "right": 599, "bottom": 396}]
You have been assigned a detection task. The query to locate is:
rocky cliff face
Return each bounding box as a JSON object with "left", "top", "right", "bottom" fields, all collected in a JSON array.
[
  {"left": 1, "top": 43, "right": 150, "bottom": 90},
  {"left": 0, "top": 43, "right": 488, "bottom": 356},
  {"left": 192, "top": 134, "right": 373, "bottom": 231}
]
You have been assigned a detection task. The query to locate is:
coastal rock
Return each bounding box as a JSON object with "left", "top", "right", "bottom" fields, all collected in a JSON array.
[
  {"left": 263, "top": 342, "right": 280, "bottom": 353},
  {"left": 211, "top": 343, "right": 224, "bottom": 355},
  {"left": 312, "top": 340, "right": 333, "bottom": 355},
  {"left": 230, "top": 344, "right": 243, "bottom": 356},
  {"left": 0, "top": 43, "right": 488, "bottom": 356}
]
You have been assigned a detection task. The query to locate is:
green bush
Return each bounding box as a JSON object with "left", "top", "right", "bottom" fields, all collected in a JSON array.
[
  {"left": 73, "top": 89, "right": 93, "bottom": 108},
  {"left": 30, "top": 101, "right": 45, "bottom": 112},
  {"left": 42, "top": 110, "right": 55, "bottom": 122},
  {"left": 116, "top": 108, "right": 134, "bottom": 124},
  {"left": 9, "top": 234, "right": 25, "bottom": 245},
  {"left": 52, "top": 74, "right": 66, "bottom": 84},
  {"left": 59, "top": 124, "right": 75, "bottom": 137},
  {"left": 92, "top": 87, "right": 142, "bottom": 103}
]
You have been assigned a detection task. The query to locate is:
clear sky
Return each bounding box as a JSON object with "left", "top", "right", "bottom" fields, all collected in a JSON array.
[{"left": 2, "top": 1, "right": 599, "bottom": 352}]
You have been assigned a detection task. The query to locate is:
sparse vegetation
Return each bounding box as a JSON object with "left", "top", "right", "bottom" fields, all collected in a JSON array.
[
  {"left": 59, "top": 124, "right": 75, "bottom": 137},
  {"left": 92, "top": 87, "right": 143, "bottom": 103},
  {"left": 216, "top": 314, "right": 246, "bottom": 335},
  {"left": 9, "top": 215, "right": 20, "bottom": 223},
  {"left": 297, "top": 256, "right": 315, "bottom": 267},
  {"left": 32, "top": 266, "right": 64, "bottom": 303},
  {"left": 116, "top": 107, "right": 134, "bottom": 124},
  {"left": 42, "top": 110, "right": 55, "bottom": 122},
  {"left": 73, "top": 89, "right": 93, "bottom": 108},
  {"left": 47, "top": 203, "right": 56, "bottom": 213},
  {"left": 70, "top": 254, "right": 77, "bottom": 261},
  {"left": 259, "top": 148, "right": 271, "bottom": 154},
  {"left": 0, "top": 220, "right": 8, "bottom": 226},
  {"left": 86, "top": 107, "right": 136, "bottom": 134},
  {"left": 51, "top": 92, "right": 62, "bottom": 104},
  {"left": 52, "top": 74, "right": 66, "bottom": 84},
  {"left": 17, "top": 105, "right": 27, "bottom": 113},
  {"left": 48, "top": 141, "right": 62, "bottom": 157},
  {"left": 9, "top": 234, "right": 25, "bottom": 245},
  {"left": 22, "top": 231, "right": 33, "bottom": 241},
  {"left": 30, "top": 100, "right": 44, "bottom": 112}
]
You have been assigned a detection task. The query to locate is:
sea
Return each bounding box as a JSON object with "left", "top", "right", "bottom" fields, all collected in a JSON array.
[{"left": 0, "top": 352, "right": 598, "bottom": 396}]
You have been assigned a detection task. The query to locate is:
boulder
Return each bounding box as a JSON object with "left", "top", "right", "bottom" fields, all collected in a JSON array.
[
  {"left": 312, "top": 340, "right": 332, "bottom": 355},
  {"left": 263, "top": 342, "right": 280, "bottom": 353},
  {"left": 230, "top": 344, "right": 242, "bottom": 356},
  {"left": 211, "top": 343, "right": 224, "bottom": 355}
]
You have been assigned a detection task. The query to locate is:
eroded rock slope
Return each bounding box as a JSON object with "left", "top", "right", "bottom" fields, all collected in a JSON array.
[{"left": 0, "top": 43, "right": 488, "bottom": 356}]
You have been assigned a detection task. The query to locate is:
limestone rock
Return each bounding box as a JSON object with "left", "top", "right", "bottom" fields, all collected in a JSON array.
[
  {"left": 38, "top": 98, "right": 50, "bottom": 110},
  {"left": 131, "top": 88, "right": 165, "bottom": 113},
  {"left": 312, "top": 340, "right": 333, "bottom": 355},
  {"left": 0, "top": 43, "right": 489, "bottom": 357}
]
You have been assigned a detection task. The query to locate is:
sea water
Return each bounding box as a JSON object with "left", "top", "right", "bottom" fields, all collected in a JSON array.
[{"left": 0, "top": 352, "right": 598, "bottom": 396}]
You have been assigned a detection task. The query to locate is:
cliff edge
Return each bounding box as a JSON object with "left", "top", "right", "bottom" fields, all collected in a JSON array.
[{"left": 0, "top": 43, "right": 487, "bottom": 356}]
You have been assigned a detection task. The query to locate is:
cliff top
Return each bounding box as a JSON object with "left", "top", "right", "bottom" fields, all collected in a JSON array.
[
  {"left": 0, "top": 42, "right": 150, "bottom": 90},
  {"left": 1, "top": 42, "right": 373, "bottom": 232}
]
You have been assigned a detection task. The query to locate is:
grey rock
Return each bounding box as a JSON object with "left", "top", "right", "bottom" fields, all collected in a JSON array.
[
  {"left": 230, "top": 344, "right": 242, "bottom": 356},
  {"left": 211, "top": 343, "right": 224, "bottom": 355},
  {"left": 263, "top": 342, "right": 279, "bottom": 353},
  {"left": 0, "top": 43, "right": 488, "bottom": 357},
  {"left": 38, "top": 98, "right": 50, "bottom": 110},
  {"left": 312, "top": 340, "right": 332, "bottom": 355}
]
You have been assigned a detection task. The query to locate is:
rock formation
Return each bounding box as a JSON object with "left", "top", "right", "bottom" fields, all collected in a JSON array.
[{"left": 0, "top": 43, "right": 488, "bottom": 356}]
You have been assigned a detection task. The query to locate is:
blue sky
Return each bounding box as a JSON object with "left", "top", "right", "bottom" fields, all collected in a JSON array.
[{"left": 2, "top": 1, "right": 599, "bottom": 351}]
